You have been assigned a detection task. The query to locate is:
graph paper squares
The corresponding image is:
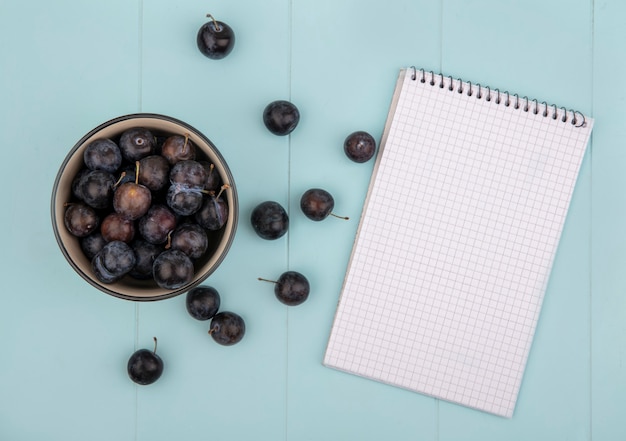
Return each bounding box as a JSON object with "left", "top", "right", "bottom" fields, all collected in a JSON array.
[{"left": 323, "top": 69, "right": 593, "bottom": 417}]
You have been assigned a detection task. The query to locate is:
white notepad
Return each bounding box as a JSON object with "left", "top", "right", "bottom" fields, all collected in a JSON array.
[{"left": 323, "top": 68, "right": 594, "bottom": 418}]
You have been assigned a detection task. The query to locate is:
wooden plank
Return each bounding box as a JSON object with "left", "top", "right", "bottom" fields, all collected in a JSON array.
[
  {"left": 287, "top": 1, "right": 440, "bottom": 439},
  {"left": 137, "top": 0, "right": 290, "bottom": 439},
  {"left": 591, "top": 0, "right": 626, "bottom": 439},
  {"left": 0, "top": 1, "right": 140, "bottom": 439}
]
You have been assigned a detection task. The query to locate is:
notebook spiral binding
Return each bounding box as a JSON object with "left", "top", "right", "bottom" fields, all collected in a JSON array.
[{"left": 410, "top": 66, "right": 586, "bottom": 128}]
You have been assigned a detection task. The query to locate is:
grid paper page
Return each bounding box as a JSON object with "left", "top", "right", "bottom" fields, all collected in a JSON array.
[{"left": 323, "top": 68, "right": 594, "bottom": 418}]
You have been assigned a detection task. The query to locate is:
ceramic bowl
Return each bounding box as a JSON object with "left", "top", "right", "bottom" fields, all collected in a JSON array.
[{"left": 51, "top": 113, "right": 238, "bottom": 301}]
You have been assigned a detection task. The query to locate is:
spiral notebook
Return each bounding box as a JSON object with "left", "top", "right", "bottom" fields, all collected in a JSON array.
[{"left": 323, "top": 67, "right": 594, "bottom": 418}]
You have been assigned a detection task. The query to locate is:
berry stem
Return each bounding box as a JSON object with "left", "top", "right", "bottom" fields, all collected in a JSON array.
[
  {"left": 206, "top": 13, "right": 222, "bottom": 32},
  {"left": 216, "top": 184, "right": 230, "bottom": 199},
  {"left": 258, "top": 277, "right": 278, "bottom": 284},
  {"left": 153, "top": 337, "right": 158, "bottom": 355},
  {"left": 114, "top": 171, "right": 127, "bottom": 188},
  {"left": 182, "top": 133, "right": 190, "bottom": 156},
  {"left": 134, "top": 161, "right": 140, "bottom": 185},
  {"left": 330, "top": 213, "right": 350, "bottom": 220}
]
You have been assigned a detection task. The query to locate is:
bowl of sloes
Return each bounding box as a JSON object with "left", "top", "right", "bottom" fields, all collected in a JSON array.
[{"left": 51, "top": 113, "right": 238, "bottom": 301}]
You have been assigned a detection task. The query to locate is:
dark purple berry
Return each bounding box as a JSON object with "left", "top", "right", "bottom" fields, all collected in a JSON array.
[
  {"left": 71, "top": 169, "right": 89, "bottom": 200},
  {"left": 127, "top": 337, "right": 163, "bottom": 385},
  {"left": 186, "top": 286, "right": 221, "bottom": 321},
  {"left": 161, "top": 135, "right": 195, "bottom": 165},
  {"left": 153, "top": 249, "right": 194, "bottom": 290},
  {"left": 209, "top": 312, "right": 245, "bottom": 346},
  {"left": 83, "top": 138, "right": 122, "bottom": 173},
  {"left": 119, "top": 127, "right": 156, "bottom": 162},
  {"left": 199, "top": 161, "right": 222, "bottom": 192},
  {"left": 101, "top": 212, "right": 135, "bottom": 243},
  {"left": 81, "top": 232, "right": 107, "bottom": 259},
  {"left": 166, "top": 184, "right": 204, "bottom": 216},
  {"left": 263, "top": 100, "right": 300, "bottom": 136},
  {"left": 78, "top": 170, "right": 115, "bottom": 209},
  {"left": 260, "top": 271, "right": 310, "bottom": 306},
  {"left": 64, "top": 203, "right": 99, "bottom": 238},
  {"left": 92, "top": 240, "right": 136, "bottom": 284},
  {"left": 170, "top": 160, "right": 208, "bottom": 188},
  {"left": 195, "top": 194, "right": 228, "bottom": 231},
  {"left": 170, "top": 224, "right": 208, "bottom": 259},
  {"left": 197, "top": 14, "right": 235, "bottom": 60},
  {"left": 139, "top": 205, "right": 177, "bottom": 245},
  {"left": 113, "top": 181, "right": 152, "bottom": 221},
  {"left": 129, "top": 240, "right": 162, "bottom": 280},
  {"left": 300, "top": 188, "right": 348, "bottom": 221},
  {"left": 250, "top": 201, "right": 288, "bottom": 240},
  {"left": 344, "top": 131, "right": 376, "bottom": 163},
  {"left": 138, "top": 155, "right": 170, "bottom": 191}
]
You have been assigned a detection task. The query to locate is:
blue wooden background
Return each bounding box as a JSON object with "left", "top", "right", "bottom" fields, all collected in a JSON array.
[{"left": 1, "top": 0, "right": 624, "bottom": 439}]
